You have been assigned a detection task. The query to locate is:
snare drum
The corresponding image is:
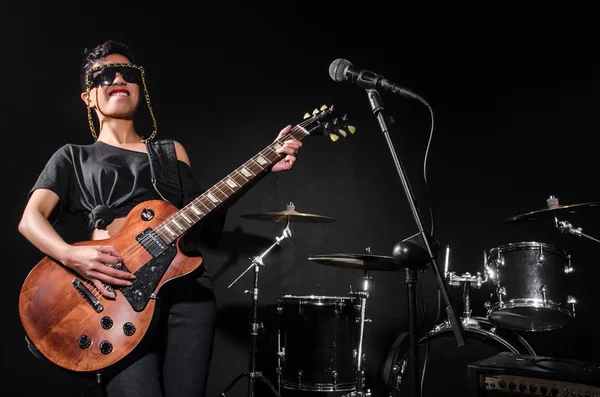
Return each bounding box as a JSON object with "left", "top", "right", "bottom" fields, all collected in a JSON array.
[
  {"left": 485, "top": 241, "right": 576, "bottom": 331},
  {"left": 276, "top": 295, "right": 357, "bottom": 392}
]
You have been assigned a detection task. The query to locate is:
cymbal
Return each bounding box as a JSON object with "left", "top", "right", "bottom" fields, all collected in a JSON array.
[
  {"left": 241, "top": 209, "right": 336, "bottom": 223},
  {"left": 504, "top": 201, "right": 600, "bottom": 223},
  {"left": 308, "top": 253, "right": 399, "bottom": 271}
]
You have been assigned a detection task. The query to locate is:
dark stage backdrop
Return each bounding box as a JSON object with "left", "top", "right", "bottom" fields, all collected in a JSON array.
[{"left": 2, "top": 5, "right": 599, "bottom": 397}]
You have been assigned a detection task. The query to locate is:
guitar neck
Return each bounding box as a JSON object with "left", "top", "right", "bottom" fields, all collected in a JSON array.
[{"left": 154, "top": 126, "right": 308, "bottom": 244}]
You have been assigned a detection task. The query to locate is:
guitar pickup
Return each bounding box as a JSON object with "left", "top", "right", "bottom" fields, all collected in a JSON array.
[{"left": 72, "top": 279, "right": 104, "bottom": 313}]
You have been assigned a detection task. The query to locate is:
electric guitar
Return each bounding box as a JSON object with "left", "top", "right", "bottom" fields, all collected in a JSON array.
[{"left": 18, "top": 105, "right": 354, "bottom": 373}]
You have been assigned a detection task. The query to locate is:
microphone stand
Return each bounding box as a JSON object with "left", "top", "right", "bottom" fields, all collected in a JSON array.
[{"left": 364, "top": 88, "right": 466, "bottom": 397}]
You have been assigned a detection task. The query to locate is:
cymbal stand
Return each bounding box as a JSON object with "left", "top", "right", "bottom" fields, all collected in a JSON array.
[
  {"left": 220, "top": 218, "right": 292, "bottom": 397},
  {"left": 554, "top": 216, "right": 600, "bottom": 245},
  {"left": 344, "top": 251, "right": 374, "bottom": 397}
]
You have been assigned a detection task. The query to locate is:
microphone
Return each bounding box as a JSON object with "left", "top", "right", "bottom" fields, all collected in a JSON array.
[{"left": 329, "top": 58, "right": 425, "bottom": 103}]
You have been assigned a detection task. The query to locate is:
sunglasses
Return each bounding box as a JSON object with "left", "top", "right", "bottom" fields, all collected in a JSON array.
[{"left": 87, "top": 63, "right": 144, "bottom": 88}]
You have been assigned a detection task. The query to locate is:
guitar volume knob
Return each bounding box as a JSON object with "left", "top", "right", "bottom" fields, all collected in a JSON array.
[
  {"left": 78, "top": 335, "right": 92, "bottom": 349},
  {"left": 123, "top": 322, "right": 136, "bottom": 336},
  {"left": 99, "top": 340, "right": 113, "bottom": 355},
  {"left": 101, "top": 316, "right": 114, "bottom": 329}
]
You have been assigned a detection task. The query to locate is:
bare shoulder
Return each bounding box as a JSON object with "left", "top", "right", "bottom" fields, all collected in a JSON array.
[{"left": 173, "top": 140, "right": 191, "bottom": 166}]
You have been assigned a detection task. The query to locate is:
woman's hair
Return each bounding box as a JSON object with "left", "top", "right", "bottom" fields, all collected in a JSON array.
[{"left": 79, "top": 40, "right": 137, "bottom": 91}]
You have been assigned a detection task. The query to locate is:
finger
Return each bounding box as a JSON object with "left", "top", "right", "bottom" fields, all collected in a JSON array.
[
  {"left": 276, "top": 125, "right": 292, "bottom": 139},
  {"left": 96, "top": 252, "right": 124, "bottom": 266},
  {"left": 95, "top": 263, "right": 137, "bottom": 279},
  {"left": 92, "top": 279, "right": 117, "bottom": 299},
  {"left": 277, "top": 143, "right": 301, "bottom": 156},
  {"left": 97, "top": 245, "right": 122, "bottom": 258},
  {"left": 91, "top": 271, "right": 134, "bottom": 287}
]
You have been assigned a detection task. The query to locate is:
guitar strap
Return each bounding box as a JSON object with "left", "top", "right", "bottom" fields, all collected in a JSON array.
[{"left": 146, "top": 139, "right": 183, "bottom": 208}]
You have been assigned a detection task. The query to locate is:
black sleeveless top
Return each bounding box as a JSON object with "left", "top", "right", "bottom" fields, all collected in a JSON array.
[{"left": 28, "top": 140, "right": 223, "bottom": 242}]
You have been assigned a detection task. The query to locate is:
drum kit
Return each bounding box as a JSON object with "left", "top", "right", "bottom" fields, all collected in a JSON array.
[{"left": 220, "top": 195, "right": 600, "bottom": 397}]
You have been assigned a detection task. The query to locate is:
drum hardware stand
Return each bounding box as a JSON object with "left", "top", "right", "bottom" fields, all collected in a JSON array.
[
  {"left": 445, "top": 246, "right": 489, "bottom": 328},
  {"left": 543, "top": 194, "right": 600, "bottom": 245},
  {"left": 555, "top": 216, "right": 600, "bottom": 245},
  {"left": 344, "top": 248, "right": 375, "bottom": 397},
  {"left": 220, "top": 219, "right": 293, "bottom": 397},
  {"left": 361, "top": 88, "right": 465, "bottom": 397}
]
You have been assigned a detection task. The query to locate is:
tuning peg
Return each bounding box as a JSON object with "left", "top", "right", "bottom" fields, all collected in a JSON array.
[
  {"left": 320, "top": 105, "right": 328, "bottom": 111},
  {"left": 347, "top": 125, "right": 356, "bottom": 134},
  {"left": 338, "top": 129, "right": 347, "bottom": 137},
  {"left": 303, "top": 112, "right": 311, "bottom": 119},
  {"left": 313, "top": 108, "right": 320, "bottom": 115},
  {"left": 329, "top": 133, "right": 339, "bottom": 142}
]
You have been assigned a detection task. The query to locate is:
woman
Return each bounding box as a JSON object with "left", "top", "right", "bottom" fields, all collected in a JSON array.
[{"left": 18, "top": 40, "right": 302, "bottom": 397}]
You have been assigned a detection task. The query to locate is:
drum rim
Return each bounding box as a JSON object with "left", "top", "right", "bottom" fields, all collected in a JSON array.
[
  {"left": 487, "top": 300, "right": 574, "bottom": 331},
  {"left": 380, "top": 316, "right": 536, "bottom": 390},
  {"left": 281, "top": 380, "right": 355, "bottom": 392},
  {"left": 279, "top": 294, "right": 352, "bottom": 302},
  {"left": 488, "top": 241, "right": 568, "bottom": 258},
  {"left": 425, "top": 316, "right": 535, "bottom": 355}
]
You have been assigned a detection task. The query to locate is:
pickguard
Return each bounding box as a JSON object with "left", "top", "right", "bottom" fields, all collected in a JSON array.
[{"left": 120, "top": 244, "right": 177, "bottom": 311}]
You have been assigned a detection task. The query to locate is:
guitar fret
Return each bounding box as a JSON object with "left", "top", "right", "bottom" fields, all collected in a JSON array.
[
  {"left": 171, "top": 219, "right": 185, "bottom": 231},
  {"left": 224, "top": 177, "right": 239, "bottom": 189},
  {"left": 216, "top": 181, "right": 235, "bottom": 195},
  {"left": 180, "top": 211, "right": 194, "bottom": 224},
  {"left": 237, "top": 168, "right": 251, "bottom": 180},
  {"left": 255, "top": 154, "right": 269, "bottom": 166},
  {"left": 199, "top": 196, "right": 217, "bottom": 210},
  {"left": 189, "top": 203, "right": 204, "bottom": 216},
  {"left": 164, "top": 225, "right": 176, "bottom": 237},
  {"left": 206, "top": 191, "right": 221, "bottom": 204}
]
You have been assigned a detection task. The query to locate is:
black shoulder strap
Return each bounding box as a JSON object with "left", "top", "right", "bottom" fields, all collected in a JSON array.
[{"left": 146, "top": 139, "right": 183, "bottom": 207}]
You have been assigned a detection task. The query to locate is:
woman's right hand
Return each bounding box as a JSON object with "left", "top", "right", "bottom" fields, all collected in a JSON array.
[{"left": 61, "top": 245, "right": 136, "bottom": 298}]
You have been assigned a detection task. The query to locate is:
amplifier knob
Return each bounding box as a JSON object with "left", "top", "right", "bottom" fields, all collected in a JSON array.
[
  {"left": 520, "top": 383, "right": 527, "bottom": 392},
  {"left": 551, "top": 387, "right": 558, "bottom": 396},
  {"left": 509, "top": 382, "right": 516, "bottom": 391},
  {"left": 540, "top": 385, "right": 548, "bottom": 395},
  {"left": 530, "top": 384, "right": 537, "bottom": 393},
  {"left": 498, "top": 380, "right": 506, "bottom": 388}
]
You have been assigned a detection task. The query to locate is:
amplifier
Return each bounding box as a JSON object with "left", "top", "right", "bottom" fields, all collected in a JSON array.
[{"left": 467, "top": 352, "right": 600, "bottom": 397}]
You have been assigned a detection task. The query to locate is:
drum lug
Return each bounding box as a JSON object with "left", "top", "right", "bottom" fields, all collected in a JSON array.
[
  {"left": 296, "top": 370, "right": 303, "bottom": 386},
  {"left": 567, "top": 296, "right": 577, "bottom": 317},
  {"left": 331, "top": 370, "right": 338, "bottom": 386},
  {"left": 495, "top": 254, "right": 505, "bottom": 267},
  {"left": 537, "top": 245, "right": 545, "bottom": 265},
  {"left": 497, "top": 286, "right": 507, "bottom": 303},
  {"left": 539, "top": 285, "right": 547, "bottom": 303}
]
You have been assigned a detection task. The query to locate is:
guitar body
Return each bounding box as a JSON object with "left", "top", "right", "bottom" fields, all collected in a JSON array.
[{"left": 18, "top": 200, "right": 203, "bottom": 373}]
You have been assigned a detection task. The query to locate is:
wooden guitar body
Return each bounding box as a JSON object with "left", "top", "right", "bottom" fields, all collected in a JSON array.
[{"left": 18, "top": 200, "right": 201, "bottom": 373}]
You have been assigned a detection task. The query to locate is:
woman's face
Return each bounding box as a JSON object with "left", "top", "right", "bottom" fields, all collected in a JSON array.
[{"left": 81, "top": 53, "right": 141, "bottom": 120}]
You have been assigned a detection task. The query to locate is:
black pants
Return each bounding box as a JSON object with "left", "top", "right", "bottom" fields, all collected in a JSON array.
[{"left": 104, "top": 269, "right": 217, "bottom": 397}]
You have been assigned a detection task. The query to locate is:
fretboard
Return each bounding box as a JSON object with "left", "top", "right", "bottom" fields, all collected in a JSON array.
[{"left": 154, "top": 126, "right": 308, "bottom": 244}]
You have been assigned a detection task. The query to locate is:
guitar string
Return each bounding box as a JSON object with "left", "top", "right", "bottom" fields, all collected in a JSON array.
[
  {"left": 113, "top": 131, "right": 301, "bottom": 262},
  {"left": 111, "top": 122, "right": 314, "bottom": 263},
  {"left": 85, "top": 113, "right": 331, "bottom": 296}
]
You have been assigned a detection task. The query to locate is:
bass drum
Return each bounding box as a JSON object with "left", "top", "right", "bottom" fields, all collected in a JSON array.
[{"left": 380, "top": 317, "right": 536, "bottom": 397}]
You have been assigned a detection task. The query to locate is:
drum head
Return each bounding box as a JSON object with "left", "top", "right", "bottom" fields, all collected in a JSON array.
[
  {"left": 380, "top": 318, "right": 535, "bottom": 397},
  {"left": 488, "top": 303, "right": 573, "bottom": 331}
]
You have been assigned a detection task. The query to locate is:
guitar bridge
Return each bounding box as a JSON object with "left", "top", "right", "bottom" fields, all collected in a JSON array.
[{"left": 72, "top": 279, "right": 104, "bottom": 313}]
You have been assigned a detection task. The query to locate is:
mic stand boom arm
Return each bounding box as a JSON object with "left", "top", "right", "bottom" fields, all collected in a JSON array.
[{"left": 364, "top": 88, "right": 466, "bottom": 396}]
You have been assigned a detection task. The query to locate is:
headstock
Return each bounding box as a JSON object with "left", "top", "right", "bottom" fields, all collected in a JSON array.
[{"left": 298, "top": 104, "right": 355, "bottom": 142}]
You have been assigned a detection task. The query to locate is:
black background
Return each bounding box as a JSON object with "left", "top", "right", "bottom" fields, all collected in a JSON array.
[{"left": 2, "top": 3, "right": 599, "bottom": 397}]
